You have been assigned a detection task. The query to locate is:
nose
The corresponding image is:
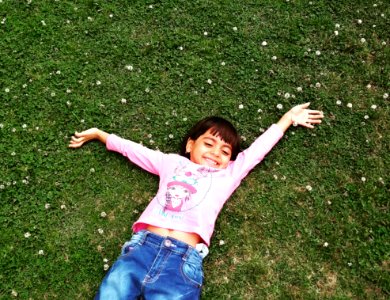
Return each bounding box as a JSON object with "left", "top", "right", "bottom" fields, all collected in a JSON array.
[{"left": 211, "top": 147, "right": 221, "bottom": 157}]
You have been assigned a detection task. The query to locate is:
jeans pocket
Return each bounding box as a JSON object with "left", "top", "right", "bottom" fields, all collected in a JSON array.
[{"left": 181, "top": 260, "right": 203, "bottom": 287}]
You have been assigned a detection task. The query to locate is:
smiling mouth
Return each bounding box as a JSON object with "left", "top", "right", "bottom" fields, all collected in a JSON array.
[{"left": 204, "top": 157, "right": 218, "bottom": 167}]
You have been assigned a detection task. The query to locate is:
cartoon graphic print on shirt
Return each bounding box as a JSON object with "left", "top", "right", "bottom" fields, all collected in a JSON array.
[{"left": 158, "top": 162, "right": 218, "bottom": 212}]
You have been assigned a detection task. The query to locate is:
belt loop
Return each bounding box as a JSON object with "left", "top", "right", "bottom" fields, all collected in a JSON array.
[{"left": 139, "top": 230, "right": 149, "bottom": 245}]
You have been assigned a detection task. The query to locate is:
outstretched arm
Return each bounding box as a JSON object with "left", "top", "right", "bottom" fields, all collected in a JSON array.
[
  {"left": 68, "top": 128, "right": 109, "bottom": 148},
  {"left": 276, "top": 102, "right": 324, "bottom": 132}
]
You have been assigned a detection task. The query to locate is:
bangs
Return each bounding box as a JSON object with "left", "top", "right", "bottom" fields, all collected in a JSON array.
[{"left": 209, "top": 126, "right": 238, "bottom": 149}]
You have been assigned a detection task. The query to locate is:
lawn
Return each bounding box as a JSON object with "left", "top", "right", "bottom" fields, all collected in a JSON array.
[{"left": 1, "top": 0, "right": 389, "bottom": 299}]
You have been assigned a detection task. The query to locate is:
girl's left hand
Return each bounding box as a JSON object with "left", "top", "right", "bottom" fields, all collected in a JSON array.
[{"left": 290, "top": 103, "right": 324, "bottom": 128}]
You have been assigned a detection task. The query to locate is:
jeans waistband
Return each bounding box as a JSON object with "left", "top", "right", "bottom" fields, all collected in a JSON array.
[{"left": 134, "top": 230, "right": 208, "bottom": 259}]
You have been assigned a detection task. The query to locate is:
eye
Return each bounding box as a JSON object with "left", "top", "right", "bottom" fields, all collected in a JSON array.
[
  {"left": 204, "top": 142, "right": 212, "bottom": 147},
  {"left": 222, "top": 150, "right": 230, "bottom": 156}
]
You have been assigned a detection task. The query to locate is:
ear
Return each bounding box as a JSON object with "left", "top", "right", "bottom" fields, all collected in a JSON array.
[{"left": 186, "top": 139, "right": 194, "bottom": 153}]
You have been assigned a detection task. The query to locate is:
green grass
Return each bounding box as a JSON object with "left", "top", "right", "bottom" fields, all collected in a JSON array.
[{"left": 1, "top": 0, "right": 389, "bottom": 299}]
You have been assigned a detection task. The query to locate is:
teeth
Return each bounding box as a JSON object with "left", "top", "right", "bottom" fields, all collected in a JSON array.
[{"left": 205, "top": 158, "right": 217, "bottom": 166}]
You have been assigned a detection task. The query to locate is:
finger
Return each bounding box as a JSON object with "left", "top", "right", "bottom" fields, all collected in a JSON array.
[
  {"left": 299, "top": 102, "right": 311, "bottom": 109},
  {"left": 307, "top": 109, "right": 324, "bottom": 115},
  {"left": 308, "top": 119, "right": 322, "bottom": 124},
  {"left": 302, "top": 123, "right": 315, "bottom": 129},
  {"left": 309, "top": 114, "right": 324, "bottom": 119}
]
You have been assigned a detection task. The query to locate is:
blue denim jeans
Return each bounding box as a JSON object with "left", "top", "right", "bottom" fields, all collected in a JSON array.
[{"left": 95, "top": 230, "right": 204, "bottom": 300}]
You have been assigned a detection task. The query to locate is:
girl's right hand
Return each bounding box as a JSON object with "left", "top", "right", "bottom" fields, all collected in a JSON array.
[{"left": 69, "top": 128, "right": 105, "bottom": 148}]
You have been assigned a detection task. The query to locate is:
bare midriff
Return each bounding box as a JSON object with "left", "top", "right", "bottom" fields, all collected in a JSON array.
[{"left": 146, "top": 225, "right": 201, "bottom": 248}]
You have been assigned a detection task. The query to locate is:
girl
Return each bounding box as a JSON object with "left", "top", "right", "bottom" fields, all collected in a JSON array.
[{"left": 69, "top": 103, "right": 323, "bottom": 299}]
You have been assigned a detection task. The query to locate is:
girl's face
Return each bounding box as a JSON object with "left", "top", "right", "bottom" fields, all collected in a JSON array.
[{"left": 186, "top": 129, "right": 232, "bottom": 169}]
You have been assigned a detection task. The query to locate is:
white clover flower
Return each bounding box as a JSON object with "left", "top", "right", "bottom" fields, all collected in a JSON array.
[
  {"left": 125, "top": 65, "right": 133, "bottom": 71},
  {"left": 315, "top": 82, "right": 321, "bottom": 88},
  {"left": 66, "top": 88, "right": 72, "bottom": 93},
  {"left": 221, "top": 61, "right": 226, "bottom": 66},
  {"left": 0, "top": 123, "right": 3, "bottom": 129},
  {"left": 168, "top": 134, "right": 174, "bottom": 139},
  {"left": 315, "top": 50, "right": 321, "bottom": 56},
  {"left": 364, "top": 115, "right": 369, "bottom": 120},
  {"left": 0, "top": 184, "right": 4, "bottom": 189},
  {"left": 335, "top": 23, "right": 340, "bottom": 28},
  {"left": 80, "top": 119, "right": 85, "bottom": 123},
  {"left": 23, "top": 84, "right": 27, "bottom": 88},
  {"left": 347, "top": 103, "right": 352, "bottom": 108},
  {"left": 22, "top": 124, "right": 27, "bottom": 129},
  {"left": 148, "top": 4, "right": 153, "bottom": 9},
  {"left": 60, "top": 204, "right": 66, "bottom": 210},
  {"left": 207, "top": 79, "right": 212, "bottom": 84},
  {"left": 11, "top": 290, "right": 18, "bottom": 297},
  {"left": 366, "top": 84, "right": 372, "bottom": 89},
  {"left": 203, "top": 31, "right": 208, "bottom": 36},
  {"left": 276, "top": 104, "right": 283, "bottom": 110},
  {"left": 38, "top": 250, "right": 44, "bottom": 255},
  {"left": 327, "top": 201, "right": 332, "bottom": 205},
  {"left": 145, "top": 87, "right": 150, "bottom": 93},
  {"left": 361, "top": 177, "right": 366, "bottom": 182},
  {"left": 41, "top": 20, "right": 46, "bottom": 26},
  {"left": 273, "top": 174, "right": 278, "bottom": 180},
  {"left": 382, "top": 41, "right": 387, "bottom": 46},
  {"left": 149, "top": 139, "right": 154, "bottom": 144},
  {"left": 103, "top": 258, "right": 109, "bottom": 263},
  {"left": 238, "top": 104, "right": 244, "bottom": 109},
  {"left": 261, "top": 41, "right": 267, "bottom": 46},
  {"left": 296, "top": 87, "right": 303, "bottom": 92},
  {"left": 1, "top": 18, "right": 6, "bottom": 25},
  {"left": 219, "top": 240, "right": 225, "bottom": 246},
  {"left": 51, "top": 92, "right": 56, "bottom": 97},
  {"left": 336, "top": 100, "right": 342, "bottom": 105},
  {"left": 96, "top": 80, "right": 101, "bottom": 85},
  {"left": 306, "top": 185, "right": 313, "bottom": 191},
  {"left": 257, "top": 108, "right": 263, "bottom": 113},
  {"left": 90, "top": 168, "right": 95, "bottom": 173},
  {"left": 5, "top": 88, "right": 10, "bottom": 93},
  {"left": 104, "top": 264, "right": 110, "bottom": 271},
  {"left": 284, "top": 92, "right": 290, "bottom": 99},
  {"left": 45, "top": 203, "right": 51, "bottom": 209},
  {"left": 11, "top": 152, "right": 16, "bottom": 156},
  {"left": 383, "top": 93, "right": 389, "bottom": 99},
  {"left": 12, "top": 128, "right": 16, "bottom": 132},
  {"left": 100, "top": 211, "right": 107, "bottom": 218},
  {"left": 347, "top": 262, "right": 353, "bottom": 267},
  {"left": 178, "top": 46, "right": 183, "bottom": 50},
  {"left": 357, "top": 19, "right": 362, "bottom": 24},
  {"left": 271, "top": 56, "right": 277, "bottom": 61},
  {"left": 334, "top": 30, "right": 339, "bottom": 36},
  {"left": 98, "top": 228, "right": 104, "bottom": 234},
  {"left": 371, "top": 104, "right": 377, "bottom": 110},
  {"left": 233, "top": 27, "right": 238, "bottom": 31},
  {"left": 360, "top": 38, "right": 366, "bottom": 43},
  {"left": 24, "top": 232, "right": 31, "bottom": 238},
  {"left": 323, "top": 242, "right": 329, "bottom": 247},
  {"left": 87, "top": 16, "right": 93, "bottom": 21},
  {"left": 121, "top": 98, "right": 127, "bottom": 104}
]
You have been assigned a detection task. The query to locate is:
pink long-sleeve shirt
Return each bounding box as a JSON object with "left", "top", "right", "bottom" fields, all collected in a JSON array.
[{"left": 106, "top": 124, "right": 284, "bottom": 246}]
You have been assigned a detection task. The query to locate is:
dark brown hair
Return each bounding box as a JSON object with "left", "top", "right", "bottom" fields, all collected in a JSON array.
[{"left": 180, "top": 116, "right": 241, "bottom": 160}]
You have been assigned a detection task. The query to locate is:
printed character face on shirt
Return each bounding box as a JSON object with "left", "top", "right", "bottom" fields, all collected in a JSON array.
[
  {"left": 165, "top": 183, "right": 194, "bottom": 212},
  {"left": 186, "top": 129, "right": 232, "bottom": 169}
]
